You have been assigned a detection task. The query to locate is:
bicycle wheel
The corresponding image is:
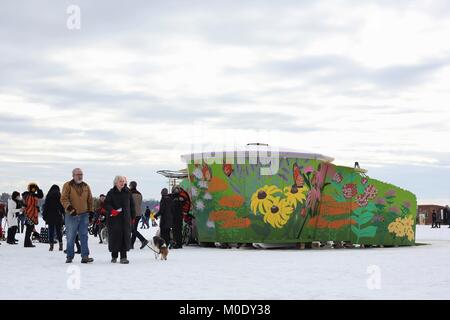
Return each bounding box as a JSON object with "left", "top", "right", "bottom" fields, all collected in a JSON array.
[
  {"left": 100, "top": 227, "right": 108, "bottom": 245},
  {"left": 182, "top": 224, "right": 191, "bottom": 246}
]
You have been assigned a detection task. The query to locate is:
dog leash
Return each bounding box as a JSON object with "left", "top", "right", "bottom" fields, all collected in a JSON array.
[{"left": 146, "top": 243, "right": 160, "bottom": 260}]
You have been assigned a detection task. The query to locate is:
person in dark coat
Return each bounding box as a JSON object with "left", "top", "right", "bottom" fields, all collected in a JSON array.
[
  {"left": 129, "top": 181, "right": 148, "bottom": 249},
  {"left": 22, "top": 183, "right": 44, "bottom": 247},
  {"left": 154, "top": 188, "right": 173, "bottom": 246},
  {"left": 141, "top": 206, "right": 151, "bottom": 229},
  {"left": 431, "top": 210, "right": 437, "bottom": 228},
  {"left": 0, "top": 203, "right": 6, "bottom": 243},
  {"left": 43, "top": 185, "right": 65, "bottom": 251},
  {"left": 105, "top": 176, "right": 136, "bottom": 264},
  {"left": 437, "top": 209, "right": 442, "bottom": 228},
  {"left": 445, "top": 205, "right": 450, "bottom": 228},
  {"left": 171, "top": 186, "right": 185, "bottom": 249}
]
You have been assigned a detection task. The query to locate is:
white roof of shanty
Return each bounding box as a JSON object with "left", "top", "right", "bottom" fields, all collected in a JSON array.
[{"left": 181, "top": 146, "right": 334, "bottom": 163}]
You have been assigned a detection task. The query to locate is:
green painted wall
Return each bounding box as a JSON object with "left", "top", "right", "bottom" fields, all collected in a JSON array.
[{"left": 186, "top": 157, "right": 417, "bottom": 246}]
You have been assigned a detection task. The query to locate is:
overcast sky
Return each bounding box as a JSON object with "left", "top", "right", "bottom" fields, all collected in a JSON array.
[{"left": 1, "top": 0, "right": 449, "bottom": 204}]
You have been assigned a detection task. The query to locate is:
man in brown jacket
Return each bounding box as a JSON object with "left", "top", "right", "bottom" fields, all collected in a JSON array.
[
  {"left": 130, "top": 181, "right": 149, "bottom": 249},
  {"left": 61, "top": 168, "right": 94, "bottom": 264}
]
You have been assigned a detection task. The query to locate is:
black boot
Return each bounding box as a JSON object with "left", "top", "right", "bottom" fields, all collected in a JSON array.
[
  {"left": 140, "top": 239, "right": 149, "bottom": 249},
  {"left": 49, "top": 243, "right": 54, "bottom": 251},
  {"left": 81, "top": 256, "right": 94, "bottom": 263},
  {"left": 59, "top": 242, "right": 63, "bottom": 251}
]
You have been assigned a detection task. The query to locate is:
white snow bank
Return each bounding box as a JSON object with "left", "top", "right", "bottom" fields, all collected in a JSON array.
[{"left": 0, "top": 225, "right": 449, "bottom": 300}]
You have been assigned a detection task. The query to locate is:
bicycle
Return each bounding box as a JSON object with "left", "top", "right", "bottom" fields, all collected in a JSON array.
[{"left": 182, "top": 213, "right": 198, "bottom": 246}]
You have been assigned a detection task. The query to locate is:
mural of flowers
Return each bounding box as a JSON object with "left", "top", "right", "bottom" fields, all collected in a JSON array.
[
  {"left": 375, "top": 197, "right": 387, "bottom": 207},
  {"left": 372, "top": 215, "right": 385, "bottom": 223},
  {"left": 401, "top": 201, "right": 411, "bottom": 215},
  {"left": 283, "top": 185, "right": 308, "bottom": 208},
  {"left": 198, "top": 181, "right": 208, "bottom": 189},
  {"left": 385, "top": 189, "right": 397, "bottom": 197},
  {"left": 195, "top": 200, "right": 205, "bottom": 211},
  {"left": 193, "top": 167, "right": 203, "bottom": 180},
  {"left": 388, "top": 217, "right": 415, "bottom": 241},
  {"left": 332, "top": 173, "right": 343, "bottom": 183},
  {"left": 364, "top": 185, "right": 378, "bottom": 200},
  {"left": 251, "top": 185, "right": 281, "bottom": 214},
  {"left": 191, "top": 186, "right": 198, "bottom": 197},
  {"left": 356, "top": 194, "right": 369, "bottom": 207},
  {"left": 187, "top": 157, "right": 417, "bottom": 246},
  {"left": 262, "top": 197, "right": 294, "bottom": 228},
  {"left": 388, "top": 207, "right": 401, "bottom": 215},
  {"left": 385, "top": 189, "right": 397, "bottom": 205},
  {"left": 203, "top": 192, "right": 213, "bottom": 200},
  {"left": 343, "top": 184, "right": 357, "bottom": 199},
  {"left": 304, "top": 166, "right": 314, "bottom": 175},
  {"left": 223, "top": 163, "right": 233, "bottom": 177},
  {"left": 305, "top": 163, "right": 331, "bottom": 217},
  {"left": 219, "top": 195, "right": 245, "bottom": 208}
]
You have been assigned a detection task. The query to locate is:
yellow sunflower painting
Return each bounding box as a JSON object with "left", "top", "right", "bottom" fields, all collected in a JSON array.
[
  {"left": 251, "top": 185, "right": 282, "bottom": 215},
  {"left": 283, "top": 185, "right": 308, "bottom": 208},
  {"left": 262, "top": 197, "right": 294, "bottom": 229}
]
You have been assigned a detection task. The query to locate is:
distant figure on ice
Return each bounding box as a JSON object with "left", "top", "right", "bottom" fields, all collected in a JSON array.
[
  {"left": 445, "top": 205, "right": 450, "bottom": 228},
  {"left": 154, "top": 188, "right": 173, "bottom": 247},
  {"left": 43, "top": 185, "right": 65, "bottom": 252},
  {"left": 431, "top": 210, "right": 437, "bottom": 228},
  {"left": 22, "top": 183, "right": 44, "bottom": 247},
  {"left": 141, "top": 206, "right": 151, "bottom": 229},
  {"left": 150, "top": 208, "right": 158, "bottom": 227},
  {"left": 7, "top": 191, "right": 23, "bottom": 245},
  {"left": 61, "top": 168, "right": 94, "bottom": 264},
  {"left": 129, "top": 181, "right": 148, "bottom": 249},
  {"left": 105, "top": 176, "right": 136, "bottom": 264},
  {"left": 437, "top": 209, "right": 442, "bottom": 228},
  {"left": 0, "top": 203, "right": 6, "bottom": 242},
  {"left": 93, "top": 194, "right": 107, "bottom": 242}
]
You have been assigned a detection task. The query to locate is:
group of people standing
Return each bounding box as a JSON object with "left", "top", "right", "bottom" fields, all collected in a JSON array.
[
  {"left": 155, "top": 186, "right": 186, "bottom": 249},
  {"left": 2, "top": 167, "right": 186, "bottom": 264},
  {"left": 431, "top": 206, "right": 450, "bottom": 228},
  {"left": 5, "top": 184, "right": 44, "bottom": 247}
]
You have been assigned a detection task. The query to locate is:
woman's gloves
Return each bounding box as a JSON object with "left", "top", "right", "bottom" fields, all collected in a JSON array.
[{"left": 111, "top": 208, "right": 122, "bottom": 217}]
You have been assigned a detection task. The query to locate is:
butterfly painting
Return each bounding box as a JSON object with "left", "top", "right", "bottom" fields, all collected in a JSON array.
[{"left": 293, "top": 163, "right": 305, "bottom": 188}]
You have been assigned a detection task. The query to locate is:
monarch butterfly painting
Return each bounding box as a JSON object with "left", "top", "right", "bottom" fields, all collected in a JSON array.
[{"left": 293, "top": 163, "right": 305, "bottom": 188}]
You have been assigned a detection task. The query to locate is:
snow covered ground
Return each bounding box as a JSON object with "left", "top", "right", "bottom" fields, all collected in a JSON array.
[{"left": 1, "top": 224, "right": 449, "bottom": 300}]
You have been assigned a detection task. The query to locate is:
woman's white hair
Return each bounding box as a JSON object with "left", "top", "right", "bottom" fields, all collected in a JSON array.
[{"left": 113, "top": 175, "right": 126, "bottom": 186}]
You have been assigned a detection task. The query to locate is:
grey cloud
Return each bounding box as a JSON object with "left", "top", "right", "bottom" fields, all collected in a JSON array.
[
  {"left": 226, "top": 54, "right": 450, "bottom": 91},
  {"left": 0, "top": 114, "right": 118, "bottom": 142}
]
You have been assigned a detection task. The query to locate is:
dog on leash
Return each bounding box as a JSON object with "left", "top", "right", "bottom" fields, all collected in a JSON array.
[{"left": 148, "top": 235, "right": 169, "bottom": 260}]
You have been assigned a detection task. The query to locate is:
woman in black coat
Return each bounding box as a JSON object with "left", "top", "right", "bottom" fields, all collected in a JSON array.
[
  {"left": 171, "top": 186, "right": 185, "bottom": 249},
  {"left": 105, "top": 176, "right": 136, "bottom": 264},
  {"left": 43, "top": 185, "right": 65, "bottom": 251},
  {"left": 154, "top": 188, "right": 174, "bottom": 246}
]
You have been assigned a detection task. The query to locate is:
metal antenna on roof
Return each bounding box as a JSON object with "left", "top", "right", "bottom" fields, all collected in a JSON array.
[{"left": 247, "top": 143, "right": 269, "bottom": 146}]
